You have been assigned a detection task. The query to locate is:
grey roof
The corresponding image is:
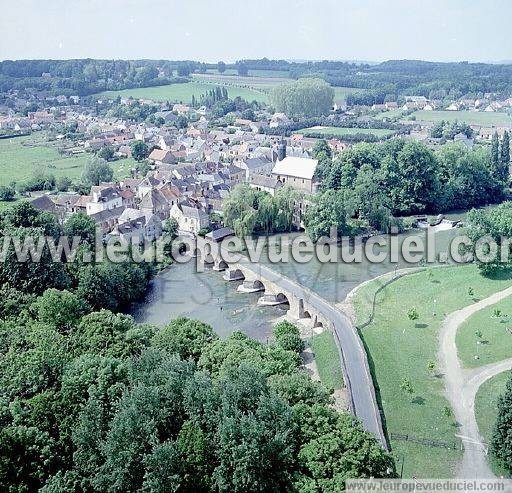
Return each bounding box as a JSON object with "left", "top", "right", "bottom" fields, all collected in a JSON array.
[
  {"left": 250, "top": 174, "right": 283, "bottom": 189},
  {"left": 180, "top": 205, "right": 208, "bottom": 220},
  {"left": 30, "top": 195, "right": 56, "bottom": 213},
  {"left": 206, "top": 227, "right": 235, "bottom": 242},
  {"left": 91, "top": 186, "right": 120, "bottom": 203},
  {"left": 140, "top": 189, "right": 167, "bottom": 209},
  {"left": 89, "top": 206, "right": 126, "bottom": 223},
  {"left": 243, "top": 157, "right": 272, "bottom": 169},
  {"left": 116, "top": 215, "right": 146, "bottom": 234}
]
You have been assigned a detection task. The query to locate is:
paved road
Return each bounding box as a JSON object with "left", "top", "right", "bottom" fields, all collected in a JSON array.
[
  {"left": 439, "top": 286, "right": 512, "bottom": 478},
  {"left": 237, "top": 260, "right": 387, "bottom": 447}
]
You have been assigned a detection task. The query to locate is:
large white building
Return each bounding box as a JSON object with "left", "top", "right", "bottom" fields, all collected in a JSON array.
[{"left": 271, "top": 156, "right": 318, "bottom": 194}]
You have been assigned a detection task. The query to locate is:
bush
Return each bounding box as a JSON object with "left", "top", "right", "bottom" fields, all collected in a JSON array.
[
  {"left": 0, "top": 185, "right": 15, "bottom": 201},
  {"left": 274, "top": 321, "right": 305, "bottom": 353}
]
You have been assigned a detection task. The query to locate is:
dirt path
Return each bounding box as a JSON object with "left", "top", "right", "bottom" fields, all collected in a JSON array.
[{"left": 439, "top": 286, "right": 512, "bottom": 478}]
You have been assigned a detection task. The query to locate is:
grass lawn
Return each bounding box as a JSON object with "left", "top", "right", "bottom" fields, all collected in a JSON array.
[
  {"left": 475, "top": 371, "right": 511, "bottom": 477},
  {"left": 456, "top": 295, "right": 512, "bottom": 368},
  {"left": 375, "top": 108, "right": 406, "bottom": 120},
  {"left": 0, "top": 134, "right": 90, "bottom": 185},
  {"left": 100, "top": 81, "right": 268, "bottom": 103},
  {"left": 0, "top": 133, "right": 132, "bottom": 186},
  {"left": 295, "top": 126, "right": 395, "bottom": 138},
  {"left": 352, "top": 265, "right": 512, "bottom": 478},
  {"left": 309, "top": 330, "right": 344, "bottom": 391},
  {"left": 411, "top": 110, "right": 512, "bottom": 127}
]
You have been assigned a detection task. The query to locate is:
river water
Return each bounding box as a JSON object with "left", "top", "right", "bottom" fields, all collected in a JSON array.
[{"left": 130, "top": 226, "right": 461, "bottom": 341}]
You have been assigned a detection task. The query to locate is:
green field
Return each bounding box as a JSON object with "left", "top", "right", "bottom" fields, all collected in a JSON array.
[
  {"left": 352, "top": 265, "right": 512, "bottom": 478},
  {"left": 376, "top": 108, "right": 406, "bottom": 120},
  {"left": 309, "top": 331, "right": 344, "bottom": 390},
  {"left": 0, "top": 133, "right": 133, "bottom": 187},
  {"left": 456, "top": 295, "right": 512, "bottom": 368},
  {"left": 411, "top": 110, "right": 512, "bottom": 127},
  {"left": 296, "top": 126, "right": 395, "bottom": 138},
  {"left": 100, "top": 81, "right": 268, "bottom": 103},
  {"left": 475, "top": 371, "right": 511, "bottom": 477},
  {"left": 205, "top": 68, "right": 290, "bottom": 78}
]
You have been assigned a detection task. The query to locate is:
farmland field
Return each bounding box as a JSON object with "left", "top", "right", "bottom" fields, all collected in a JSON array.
[
  {"left": 205, "top": 68, "right": 290, "bottom": 78},
  {"left": 375, "top": 108, "right": 406, "bottom": 120},
  {"left": 0, "top": 133, "right": 133, "bottom": 186},
  {"left": 193, "top": 73, "right": 285, "bottom": 89},
  {"left": 410, "top": 110, "right": 512, "bottom": 127},
  {"left": 295, "top": 126, "right": 395, "bottom": 138},
  {"left": 100, "top": 81, "right": 268, "bottom": 103}
]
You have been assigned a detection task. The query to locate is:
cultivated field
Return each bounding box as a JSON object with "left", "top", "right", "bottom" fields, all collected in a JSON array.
[
  {"left": 411, "top": 110, "right": 512, "bottom": 127},
  {"left": 352, "top": 265, "right": 512, "bottom": 478},
  {"left": 0, "top": 133, "right": 133, "bottom": 186},
  {"left": 205, "top": 68, "right": 290, "bottom": 78},
  {"left": 100, "top": 81, "right": 268, "bottom": 103},
  {"left": 296, "top": 126, "right": 395, "bottom": 138}
]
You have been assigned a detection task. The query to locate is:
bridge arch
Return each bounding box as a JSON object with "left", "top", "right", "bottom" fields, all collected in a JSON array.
[
  {"left": 204, "top": 253, "right": 215, "bottom": 264},
  {"left": 276, "top": 293, "right": 290, "bottom": 305}
]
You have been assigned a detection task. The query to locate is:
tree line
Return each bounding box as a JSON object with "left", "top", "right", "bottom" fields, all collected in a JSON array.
[
  {"left": 0, "top": 59, "right": 189, "bottom": 96},
  {"left": 305, "top": 138, "right": 509, "bottom": 241},
  {"left": 0, "top": 202, "right": 154, "bottom": 310}
]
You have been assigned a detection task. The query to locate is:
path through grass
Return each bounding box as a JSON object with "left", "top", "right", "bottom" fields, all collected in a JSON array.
[{"left": 352, "top": 265, "right": 512, "bottom": 478}]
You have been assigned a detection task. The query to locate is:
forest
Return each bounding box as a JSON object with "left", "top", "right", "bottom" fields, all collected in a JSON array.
[
  {"left": 3, "top": 58, "right": 512, "bottom": 100},
  {"left": 0, "top": 203, "right": 394, "bottom": 492}
]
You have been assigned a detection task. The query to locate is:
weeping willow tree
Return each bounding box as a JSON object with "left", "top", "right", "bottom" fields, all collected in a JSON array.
[{"left": 222, "top": 184, "right": 303, "bottom": 237}]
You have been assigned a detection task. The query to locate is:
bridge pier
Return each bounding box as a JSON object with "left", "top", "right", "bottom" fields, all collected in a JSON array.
[
  {"left": 238, "top": 279, "right": 265, "bottom": 293},
  {"left": 223, "top": 268, "right": 245, "bottom": 281},
  {"left": 212, "top": 258, "right": 228, "bottom": 271},
  {"left": 257, "top": 293, "right": 289, "bottom": 306}
]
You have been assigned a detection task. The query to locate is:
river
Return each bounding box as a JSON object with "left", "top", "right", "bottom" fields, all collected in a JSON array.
[{"left": 130, "top": 222, "right": 464, "bottom": 341}]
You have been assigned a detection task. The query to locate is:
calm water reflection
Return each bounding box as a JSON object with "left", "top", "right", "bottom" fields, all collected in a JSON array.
[{"left": 131, "top": 227, "right": 461, "bottom": 340}]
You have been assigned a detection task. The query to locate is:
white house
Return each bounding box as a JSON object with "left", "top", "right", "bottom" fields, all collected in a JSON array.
[
  {"left": 170, "top": 203, "right": 210, "bottom": 235},
  {"left": 271, "top": 156, "right": 318, "bottom": 194},
  {"left": 86, "top": 186, "right": 123, "bottom": 215}
]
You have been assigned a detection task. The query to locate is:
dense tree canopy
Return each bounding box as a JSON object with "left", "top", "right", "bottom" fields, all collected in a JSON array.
[
  {"left": 466, "top": 202, "right": 512, "bottom": 273},
  {"left": 270, "top": 78, "right": 334, "bottom": 118},
  {"left": 80, "top": 158, "right": 114, "bottom": 187},
  {"left": 491, "top": 371, "right": 512, "bottom": 473},
  {"left": 223, "top": 184, "right": 303, "bottom": 237},
  {"left": 0, "top": 304, "right": 395, "bottom": 492}
]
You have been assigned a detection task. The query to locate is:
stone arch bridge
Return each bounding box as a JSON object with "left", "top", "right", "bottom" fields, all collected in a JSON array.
[{"left": 193, "top": 237, "right": 387, "bottom": 448}]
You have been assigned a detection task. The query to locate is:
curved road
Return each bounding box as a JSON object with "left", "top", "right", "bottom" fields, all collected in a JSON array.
[
  {"left": 236, "top": 259, "right": 387, "bottom": 448},
  {"left": 439, "top": 285, "right": 512, "bottom": 478}
]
